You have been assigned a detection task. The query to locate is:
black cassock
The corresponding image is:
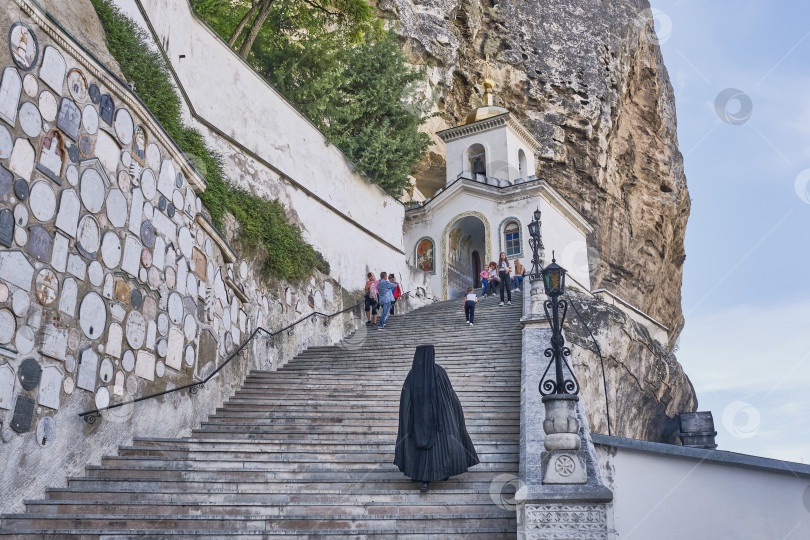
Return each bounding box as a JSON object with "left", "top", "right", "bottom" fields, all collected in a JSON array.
[{"left": 394, "top": 345, "right": 479, "bottom": 482}]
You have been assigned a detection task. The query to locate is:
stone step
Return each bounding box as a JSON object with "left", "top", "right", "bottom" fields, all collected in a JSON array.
[
  {"left": 42, "top": 488, "right": 502, "bottom": 505},
  {"left": 114, "top": 447, "right": 519, "bottom": 463},
  {"left": 196, "top": 419, "right": 519, "bottom": 430},
  {"left": 65, "top": 478, "right": 507, "bottom": 494},
  {"left": 0, "top": 513, "right": 516, "bottom": 533},
  {"left": 189, "top": 426, "right": 516, "bottom": 437},
  {"left": 130, "top": 437, "right": 520, "bottom": 452},
  {"left": 216, "top": 404, "right": 520, "bottom": 413},
  {"left": 207, "top": 412, "right": 519, "bottom": 422},
  {"left": 24, "top": 500, "right": 514, "bottom": 518},
  {"left": 97, "top": 457, "right": 517, "bottom": 472},
  {"left": 0, "top": 530, "right": 515, "bottom": 539},
  {"left": 82, "top": 465, "right": 515, "bottom": 482}
]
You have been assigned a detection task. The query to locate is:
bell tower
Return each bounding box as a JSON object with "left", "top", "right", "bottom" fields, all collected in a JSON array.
[{"left": 437, "top": 56, "right": 540, "bottom": 188}]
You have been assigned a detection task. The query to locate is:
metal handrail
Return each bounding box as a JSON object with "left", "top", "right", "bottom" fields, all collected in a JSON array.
[{"left": 79, "top": 291, "right": 411, "bottom": 423}]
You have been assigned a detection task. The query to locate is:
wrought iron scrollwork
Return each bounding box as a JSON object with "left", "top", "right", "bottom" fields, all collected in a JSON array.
[
  {"left": 528, "top": 227, "right": 544, "bottom": 280},
  {"left": 539, "top": 296, "right": 580, "bottom": 396},
  {"left": 189, "top": 381, "right": 205, "bottom": 395},
  {"left": 83, "top": 412, "right": 101, "bottom": 425}
]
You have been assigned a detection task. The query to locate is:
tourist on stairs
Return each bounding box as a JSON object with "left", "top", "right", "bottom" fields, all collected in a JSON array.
[
  {"left": 497, "top": 252, "right": 512, "bottom": 306},
  {"left": 363, "top": 272, "right": 379, "bottom": 326},
  {"left": 487, "top": 262, "right": 500, "bottom": 297},
  {"left": 513, "top": 259, "right": 526, "bottom": 291},
  {"left": 464, "top": 287, "right": 477, "bottom": 326},
  {"left": 389, "top": 273, "right": 402, "bottom": 315},
  {"left": 394, "top": 345, "right": 479, "bottom": 492},
  {"left": 479, "top": 269, "right": 490, "bottom": 297},
  {"left": 376, "top": 271, "right": 396, "bottom": 329}
]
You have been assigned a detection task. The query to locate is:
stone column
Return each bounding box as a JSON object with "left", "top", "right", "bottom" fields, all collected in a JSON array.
[{"left": 518, "top": 278, "right": 615, "bottom": 539}]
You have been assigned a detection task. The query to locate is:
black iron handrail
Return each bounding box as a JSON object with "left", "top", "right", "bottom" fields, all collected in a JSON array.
[{"left": 79, "top": 291, "right": 411, "bottom": 423}]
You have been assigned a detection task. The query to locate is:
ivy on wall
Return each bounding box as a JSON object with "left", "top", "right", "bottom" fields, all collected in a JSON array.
[{"left": 89, "top": 0, "right": 329, "bottom": 280}]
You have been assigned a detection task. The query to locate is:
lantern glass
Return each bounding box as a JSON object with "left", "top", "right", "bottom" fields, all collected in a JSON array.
[
  {"left": 528, "top": 220, "right": 539, "bottom": 237},
  {"left": 533, "top": 208, "right": 542, "bottom": 222},
  {"left": 542, "top": 262, "right": 566, "bottom": 295}
]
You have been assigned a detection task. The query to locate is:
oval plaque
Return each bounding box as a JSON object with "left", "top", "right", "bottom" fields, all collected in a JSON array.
[
  {"left": 80, "top": 168, "right": 105, "bottom": 213},
  {"left": 122, "top": 349, "right": 135, "bottom": 372},
  {"left": 101, "top": 230, "right": 122, "bottom": 269},
  {"left": 18, "top": 358, "right": 41, "bottom": 390},
  {"left": 29, "top": 180, "right": 57, "bottom": 221},
  {"left": 0, "top": 309, "right": 15, "bottom": 344},
  {"left": 114, "top": 108, "right": 133, "bottom": 144},
  {"left": 79, "top": 292, "right": 107, "bottom": 339},
  {"left": 76, "top": 214, "right": 101, "bottom": 257},
  {"left": 126, "top": 310, "right": 147, "bottom": 349},
  {"left": 34, "top": 268, "right": 59, "bottom": 306}
]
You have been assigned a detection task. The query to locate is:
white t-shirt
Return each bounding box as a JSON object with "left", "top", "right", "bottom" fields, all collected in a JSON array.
[
  {"left": 499, "top": 261, "right": 510, "bottom": 272},
  {"left": 466, "top": 293, "right": 477, "bottom": 302},
  {"left": 489, "top": 268, "right": 498, "bottom": 279}
]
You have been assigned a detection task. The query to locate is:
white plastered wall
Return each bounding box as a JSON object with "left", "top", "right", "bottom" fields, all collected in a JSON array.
[
  {"left": 112, "top": 0, "right": 411, "bottom": 292},
  {"left": 598, "top": 446, "right": 810, "bottom": 540}
]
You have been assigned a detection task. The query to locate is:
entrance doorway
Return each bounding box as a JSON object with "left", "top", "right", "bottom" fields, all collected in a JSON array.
[
  {"left": 446, "top": 215, "right": 486, "bottom": 299},
  {"left": 472, "top": 251, "right": 481, "bottom": 288}
]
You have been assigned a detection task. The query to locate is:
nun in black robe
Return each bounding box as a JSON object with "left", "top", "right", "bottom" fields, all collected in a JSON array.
[{"left": 394, "top": 344, "right": 479, "bottom": 491}]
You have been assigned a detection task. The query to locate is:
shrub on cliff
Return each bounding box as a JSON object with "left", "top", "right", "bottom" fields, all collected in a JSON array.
[{"left": 90, "top": 0, "right": 329, "bottom": 280}]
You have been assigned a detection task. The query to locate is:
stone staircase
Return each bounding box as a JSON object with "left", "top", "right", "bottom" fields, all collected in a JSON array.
[{"left": 1, "top": 291, "right": 524, "bottom": 538}]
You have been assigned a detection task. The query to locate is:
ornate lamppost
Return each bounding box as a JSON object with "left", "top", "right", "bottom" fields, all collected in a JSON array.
[
  {"left": 539, "top": 255, "right": 579, "bottom": 396},
  {"left": 527, "top": 208, "right": 544, "bottom": 280},
  {"left": 535, "top": 253, "right": 586, "bottom": 484}
]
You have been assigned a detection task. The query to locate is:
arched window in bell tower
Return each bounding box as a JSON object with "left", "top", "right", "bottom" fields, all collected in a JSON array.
[
  {"left": 518, "top": 149, "right": 527, "bottom": 180},
  {"left": 466, "top": 143, "right": 486, "bottom": 179}
]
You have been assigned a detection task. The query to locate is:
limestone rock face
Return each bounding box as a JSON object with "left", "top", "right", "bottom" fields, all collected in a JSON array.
[
  {"left": 564, "top": 289, "right": 697, "bottom": 443},
  {"left": 379, "top": 0, "right": 689, "bottom": 344}
]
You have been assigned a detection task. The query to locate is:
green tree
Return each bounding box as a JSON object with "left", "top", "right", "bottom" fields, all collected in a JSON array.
[
  {"left": 192, "top": 0, "right": 430, "bottom": 196},
  {"left": 322, "top": 35, "right": 430, "bottom": 195}
]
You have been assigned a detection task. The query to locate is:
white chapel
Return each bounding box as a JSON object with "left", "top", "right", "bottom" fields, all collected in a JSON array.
[{"left": 404, "top": 73, "right": 593, "bottom": 299}]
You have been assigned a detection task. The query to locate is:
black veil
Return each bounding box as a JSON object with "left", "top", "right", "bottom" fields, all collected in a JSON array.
[{"left": 394, "top": 345, "right": 479, "bottom": 483}]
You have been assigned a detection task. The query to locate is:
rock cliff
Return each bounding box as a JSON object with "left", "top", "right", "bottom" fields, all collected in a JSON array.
[
  {"left": 565, "top": 289, "right": 696, "bottom": 442},
  {"left": 378, "top": 0, "right": 689, "bottom": 345}
]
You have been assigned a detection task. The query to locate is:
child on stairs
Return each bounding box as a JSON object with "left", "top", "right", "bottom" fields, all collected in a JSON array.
[{"left": 464, "top": 286, "right": 477, "bottom": 326}]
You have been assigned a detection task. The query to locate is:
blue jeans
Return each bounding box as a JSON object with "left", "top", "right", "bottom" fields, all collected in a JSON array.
[
  {"left": 464, "top": 300, "right": 476, "bottom": 323},
  {"left": 481, "top": 278, "right": 488, "bottom": 296},
  {"left": 513, "top": 275, "right": 524, "bottom": 290},
  {"left": 379, "top": 301, "right": 392, "bottom": 327}
]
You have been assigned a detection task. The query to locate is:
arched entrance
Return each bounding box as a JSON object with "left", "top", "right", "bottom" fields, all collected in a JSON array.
[{"left": 442, "top": 212, "right": 491, "bottom": 299}]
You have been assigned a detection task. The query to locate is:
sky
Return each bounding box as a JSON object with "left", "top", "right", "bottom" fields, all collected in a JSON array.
[{"left": 648, "top": 0, "right": 810, "bottom": 464}]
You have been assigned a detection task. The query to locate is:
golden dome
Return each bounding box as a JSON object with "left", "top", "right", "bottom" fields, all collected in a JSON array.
[
  {"left": 463, "top": 55, "right": 508, "bottom": 125},
  {"left": 464, "top": 105, "right": 509, "bottom": 125}
]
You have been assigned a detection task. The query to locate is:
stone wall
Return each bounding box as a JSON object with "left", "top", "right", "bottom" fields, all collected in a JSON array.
[{"left": 0, "top": 0, "right": 430, "bottom": 512}]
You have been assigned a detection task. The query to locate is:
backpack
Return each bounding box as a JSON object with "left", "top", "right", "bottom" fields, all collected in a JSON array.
[
  {"left": 367, "top": 280, "right": 379, "bottom": 302},
  {"left": 393, "top": 283, "right": 402, "bottom": 299}
]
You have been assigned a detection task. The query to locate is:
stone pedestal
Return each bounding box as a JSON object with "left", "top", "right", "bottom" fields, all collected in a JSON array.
[
  {"left": 541, "top": 394, "right": 587, "bottom": 484},
  {"left": 518, "top": 278, "right": 615, "bottom": 539}
]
